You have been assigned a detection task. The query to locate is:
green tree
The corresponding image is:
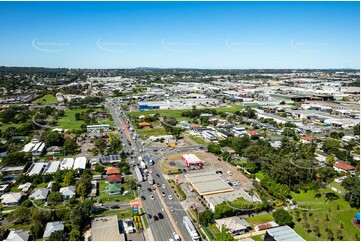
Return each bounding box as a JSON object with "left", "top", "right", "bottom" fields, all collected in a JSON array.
[
  {"left": 95, "top": 138, "right": 107, "bottom": 154},
  {"left": 69, "top": 229, "right": 81, "bottom": 241},
  {"left": 44, "top": 131, "right": 65, "bottom": 147},
  {"left": 47, "top": 191, "right": 63, "bottom": 205},
  {"left": 76, "top": 182, "right": 88, "bottom": 198},
  {"left": 48, "top": 230, "right": 67, "bottom": 241},
  {"left": 51, "top": 182, "right": 62, "bottom": 192},
  {"left": 7, "top": 206, "right": 31, "bottom": 224},
  {"left": 1, "top": 152, "right": 32, "bottom": 166},
  {"left": 199, "top": 209, "right": 214, "bottom": 226},
  {"left": 214, "top": 225, "right": 234, "bottom": 241},
  {"left": 341, "top": 176, "right": 360, "bottom": 208},
  {"left": 63, "top": 137, "right": 78, "bottom": 155},
  {"left": 273, "top": 209, "right": 294, "bottom": 227},
  {"left": 64, "top": 171, "right": 74, "bottom": 186}
]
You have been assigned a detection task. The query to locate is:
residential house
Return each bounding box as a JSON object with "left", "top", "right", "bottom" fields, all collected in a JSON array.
[
  {"left": 0, "top": 192, "right": 22, "bottom": 206},
  {"left": 106, "top": 183, "right": 122, "bottom": 195},
  {"left": 217, "top": 129, "right": 232, "bottom": 139},
  {"left": 29, "top": 188, "right": 50, "bottom": 202},
  {"left": 301, "top": 136, "right": 314, "bottom": 144},
  {"left": 43, "top": 221, "right": 64, "bottom": 240},
  {"left": 215, "top": 217, "right": 251, "bottom": 235},
  {"left": 18, "top": 182, "right": 32, "bottom": 194},
  {"left": 246, "top": 130, "right": 258, "bottom": 137},
  {"left": 333, "top": 161, "right": 356, "bottom": 175},
  {"left": 59, "top": 186, "right": 76, "bottom": 199},
  {"left": 4, "top": 229, "right": 30, "bottom": 241},
  {"left": 46, "top": 146, "right": 61, "bottom": 155},
  {"left": 0, "top": 184, "right": 9, "bottom": 195}
]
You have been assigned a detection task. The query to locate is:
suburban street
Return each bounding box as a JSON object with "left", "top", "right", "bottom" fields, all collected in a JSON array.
[{"left": 105, "top": 100, "right": 193, "bottom": 241}]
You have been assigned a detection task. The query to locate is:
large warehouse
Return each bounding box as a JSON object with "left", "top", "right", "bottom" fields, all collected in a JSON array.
[
  {"left": 185, "top": 171, "right": 234, "bottom": 196},
  {"left": 182, "top": 154, "right": 203, "bottom": 167}
]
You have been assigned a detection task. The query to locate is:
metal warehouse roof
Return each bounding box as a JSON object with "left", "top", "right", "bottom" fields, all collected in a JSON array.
[
  {"left": 266, "top": 225, "right": 305, "bottom": 241},
  {"left": 91, "top": 215, "right": 125, "bottom": 241},
  {"left": 185, "top": 171, "right": 234, "bottom": 196}
]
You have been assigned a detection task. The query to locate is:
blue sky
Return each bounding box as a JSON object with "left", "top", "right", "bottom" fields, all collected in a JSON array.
[{"left": 0, "top": 1, "right": 359, "bottom": 69}]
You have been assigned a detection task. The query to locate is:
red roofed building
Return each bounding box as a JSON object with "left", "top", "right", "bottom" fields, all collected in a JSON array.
[
  {"left": 182, "top": 154, "right": 203, "bottom": 167},
  {"left": 107, "top": 174, "right": 122, "bottom": 183},
  {"left": 246, "top": 130, "right": 258, "bottom": 137},
  {"left": 106, "top": 167, "right": 120, "bottom": 175},
  {"left": 333, "top": 161, "right": 356, "bottom": 174},
  {"left": 255, "top": 222, "right": 279, "bottom": 231},
  {"left": 301, "top": 136, "right": 314, "bottom": 144},
  {"left": 138, "top": 122, "right": 151, "bottom": 127}
]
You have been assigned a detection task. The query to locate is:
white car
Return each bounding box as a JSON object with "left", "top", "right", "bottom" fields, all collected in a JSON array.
[
  {"left": 168, "top": 195, "right": 173, "bottom": 200},
  {"left": 150, "top": 195, "right": 155, "bottom": 200},
  {"left": 162, "top": 184, "right": 166, "bottom": 189},
  {"left": 161, "top": 192, "right": 166, "bottom": 197},
  {"left": 173, "top": 232, "right": 181, "bottom": 241},
  {"left": 170, "top": 207, "right": 175, "bottom": 212}
]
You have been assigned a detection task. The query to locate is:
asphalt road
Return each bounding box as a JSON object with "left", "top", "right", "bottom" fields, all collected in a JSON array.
[{"left": 105, "top": 100, "right": 194, "bottom": 241}]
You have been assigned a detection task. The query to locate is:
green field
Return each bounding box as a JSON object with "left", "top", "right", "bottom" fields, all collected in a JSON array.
[
  {"left": 290, "top": 188, "right": 359, "bottom": 241},
  {"left": 33, "top": 94, "right": 58, "bottom": 105},
  {"left": 206, "top": 224, "right": 220, "bottom": 239},
  {"left": 0, "top": 122, "right": 23, "bottom": 131},
  {"left": 329, "top": 181, "right": 346, "bottom": 193},
  {"left": 92, "top": 207, "right": 133, "bottom": 220},
  {"left": 186, "top": 134, "right": 209, "bottom": 145},
  {"left": 246, "top": 213, "right": 275, "bottom": 225}
]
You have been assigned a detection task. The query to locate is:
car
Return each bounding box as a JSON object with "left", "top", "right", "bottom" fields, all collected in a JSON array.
[
  {"left": 156, "top": 173, "right": 160, "bottom": 178},
  {"left": 161, "top": 192, "right": 166, "bottom": 197},
  {"left": 150, "top": 195, "right": 155, "bottom": 200},
  {"left": 228, "top": 182, "right": 233, "bottom": 186},
  {"left": 168, "top": 195, "right": 173, "bottom": 200},
  {"left": 158, "top": 212, "right": 164, "bottom": 219},
  {"left": 137, "top": 185, "right": 141, "bottom": 191},
  {"left": 147, "top": 214, "right": 152, "bottom": 219},
  {"left": 162, "top": 184, "right": 166, "bottom": 189},
  {"left": 153, "top": 215, "right": 159, "bottom": 221},
  {"left": 227, "top": 171, "right": 233, "bottom": 176},
  {"left": 182, "top": 169, "right": 187, "bottom": 173},
  {"left": 173, "top": 232, "right": 181, "bottom": 241},
  {"left": 156, "top": 183, "right": 161, "bottom": 187},
  {"left": 147, "top": 188, "right": 152, "bottom": 192},
  {"left": 170, "top": 207, "right": 175, "bottom": 212},
  {"left": 141, "top": 196, "right": 146, "bottom": 201},
  {"left": 110, "top": 205, "right": 120, "bottom": 209}
]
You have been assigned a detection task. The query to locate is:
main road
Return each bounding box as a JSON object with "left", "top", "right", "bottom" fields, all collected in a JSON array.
[{"left": 105, "top": 99, "right": 194, "bottom": 241}]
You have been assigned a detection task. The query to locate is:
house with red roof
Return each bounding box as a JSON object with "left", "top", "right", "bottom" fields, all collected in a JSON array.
[
  {"left": 107, "top": 174, "right": 122, "bottom": 183},
  {"left": 301, "top": 136, "right": 314, "bottom": 144},
  {"left": 138, "top": 122, "right": 151, "bottom": 128},
  {"left": 246, "top": 130, "right": 258, "bottom": 137},
  {"left": 333, "top": 161, "right": 356, "bottom": 174}
]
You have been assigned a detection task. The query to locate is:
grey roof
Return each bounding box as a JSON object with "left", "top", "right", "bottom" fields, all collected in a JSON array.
[
  {"left": 43, "top": 161, "right": 60, "bottom": 174},
  {"left": 215, "top": 217, "right": 251, "bottom": 232},
  {"left": 185, "top": 172, "right": 234, "bottom": 196},
  {"left": 204, "top": 189, "right": 261, "bottom": 206},
  {"left": 60, "top": 186, "right": 76, "bottom": 196},
  {"left": 91, "top": 215, "right": 125, "bottom": 241},
  {"left": 29, "top": 188, "right": 49, "bottom": 200},
  {"left": 4, "top": 229, "right": 30, "bottom": 241},
  {"left": 43, "top": 221, "right": 64, "bottom": 238},
  {"left": 266, "top": 225, "right": 305, "bottom": 241}
]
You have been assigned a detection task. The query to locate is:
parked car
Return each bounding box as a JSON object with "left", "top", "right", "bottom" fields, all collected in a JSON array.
[
  {"left": 153, "top": 215, "right": 159, "bottom": 221},
  {"left": 141, "top": 196, "right": 146, "bottom": 201},
  {"left": 162, "top": 184, "right": 166, "bottom": 189},
  {"left": 147, "top": 214, "right": 152, "bottom": 219},
  {"left": 170, "top": 207, "right": 175, "bottom": 212},
  {"left": 168, "top": 195, "right": 173, "bottom": 200},
  {"left": 158, "top": 212, "right": 164, "bottom": 219},
  {"left": 156, "top": 173, "right": 160, "bottom": 178},
  {"left": 150, "top": 195, "right": 155, "bottom": 200},
  {"left": 148, "top": 188, "right": 152, "bottom": 192},
  {"left": 110, "top": 205, "right": 120, "bottom": 209},
  {"left": 161, "top": 192, "right": 166, "bottom": 197}
]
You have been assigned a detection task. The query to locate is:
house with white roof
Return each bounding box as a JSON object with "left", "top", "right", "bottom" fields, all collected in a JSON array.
[
  {"left": 43, "top": 221, "right": 64, "bottom": 240},
  {"left": 27, "top": 162, "right": 46, "bottom": 176},
  {"left": 60, "top": 158, "right": 74, "bottom": 170},
  {"left": 18, "top": 182, "right": 32, "bottom": 194},
  {"left": 43, "top": 161, "right": 60, "bottom": 174},
  {"left": 4, "top": 229, "right": 30, "bottom": 241},
  {"left": 215, "top": 217, "right": 251, "bottom": 235},
  {"left": 73, "top": 156, "right": 87, "bottom": 171},
  {"left": 0, "top": 192, "right": 22, "bottom": 206},
  {"left": 60, "top": 186, "right": 76, "bottom": 199}
]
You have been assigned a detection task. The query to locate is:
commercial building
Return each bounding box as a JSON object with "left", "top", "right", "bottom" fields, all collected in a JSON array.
[
  {"left": 90, "top": 215, "right": 125, "bottom": 241},
  {"left": 185, "top": 172, "right": 234, "bottom": 196},
  {"left": 182, "top": 154, "right": 203, "bottom": 167},
  {"left": 138, "top": 98, "right": 220, "bottom": 111},
  {"left": 86, "top": 124, "right": 111, "bottom": 132}
]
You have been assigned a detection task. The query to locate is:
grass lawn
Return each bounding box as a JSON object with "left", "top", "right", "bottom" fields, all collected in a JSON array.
[
  {"left": 0, "top": 223, "right": 31, "bottom": 231},
  {"left": 95, "top": 180, "right": 135, "bottom": 203},
  {"left": 137, "top": 127, "right": 168, "bottom": 139},
  {"left": 186, "top": 134, "right": 208, "bottom": 145},
  {"left": 92, "top": 207, "right": 133, "bottom": 220},
  {"left": 246, "top": 213, "right": 275, "bottom": 225},
  {"left": 329, "top": 181, "right": 346, "bottom": 193},
  {"left": 33, "top": 94, "right": 58, "bottom": 105},
  {"left": 206, "top": 224, "right": 220, "bottom": 238},
  {"left": 251, "top": 234, "right": 264, "bottom": 241},
  {"left": 0, "top": 122, "right": 23, "bottom": 131},
  {"left": 35, "top": 182, "right": 49, "bottom": 188},
  {"left": 53, "top": 108, "right": 103, "bottom": 130},
  {"left": 290, "top": 188, "right": 359, "bottom": 241}
]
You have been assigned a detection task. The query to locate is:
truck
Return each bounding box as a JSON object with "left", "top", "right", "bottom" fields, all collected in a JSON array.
[
  {"left": 147, "top": 156, "right": 153, "bottom": 165},
  {"left": 140, "top": 161, "right": 146, "bottom": 170},
  {"left": 134, "top": 166, "right": 143, "bottom": 182},
  {"left": 183, "top": 216, "right": 200, "bottom": 241},
  {"left": 148, "top": 174, "right": 154, "bottom": 185}
]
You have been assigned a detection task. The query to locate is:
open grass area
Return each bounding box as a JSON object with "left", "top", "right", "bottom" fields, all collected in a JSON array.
[
  {"left": 246, "top": 213, "right": 275, "bottom": 225},
  {"left": 290, "top": 188, "right": 359, "bottom": 241},
  {"left": 95, "top": 180, "right": 134, "bottom": 203},
  {"left": 54, "top": 108, "right": 89, "bottom": 130},
  {"left": 255, "top": 171, "right": 265, "bottom": 181},
  {"left": 186, "top": 134, "right": 209, "bottom": 145},
  {"left": 137, "top": 127, "right": 168, "bottom": 139},
  {"left": 0, "top": 122, "right": 23, "bottom": 131},
  {"left": 92, "top": 207, "right": 133, "bottom": 220},
  {"left": 251, "top": 234, "right": 264, "bottom": 241},
  {"left": 33, "top": 94, "right": 58, "bottom": 105},
  {"left": 206, "top": 223, "right": 220, "bottom": 238},
  {"left": 329, "top": 180, "right": 346, "bottom": 193}
]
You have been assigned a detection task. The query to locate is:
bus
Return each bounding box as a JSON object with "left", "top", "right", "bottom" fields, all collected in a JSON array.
[{"left": 183, "top": 216, "right": 200, "bottom": 241}]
